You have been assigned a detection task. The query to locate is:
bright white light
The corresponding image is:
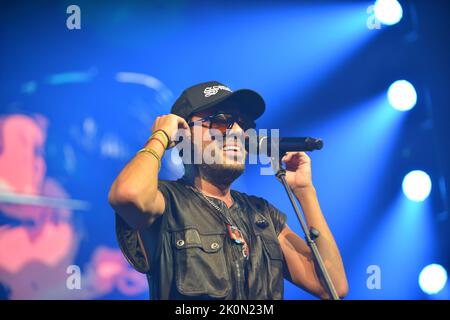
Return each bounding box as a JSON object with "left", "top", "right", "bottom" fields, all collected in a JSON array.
[
  {"left": 402, "top": 170, "right": 432, "bottom": 202},
  {"left": 419, "top": 264, "right": 448, "bottom": 295},
  {"left": 374, "top": 0, "right": 403, "bottom": 26},
  {"left": 388, "top": 80, "right": 417, "bottom": 111}
]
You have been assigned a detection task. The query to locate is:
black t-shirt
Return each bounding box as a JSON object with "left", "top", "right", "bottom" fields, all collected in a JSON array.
[{"left": 115, "top": 178, "right": 288, "bottom": 299}]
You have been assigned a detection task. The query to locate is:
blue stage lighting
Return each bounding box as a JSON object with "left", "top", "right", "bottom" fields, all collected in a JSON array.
[
  {"left": 402, "top": 170, "right": 432, "bottom": 202},
  {"left": 374, "top": 0, "right": 403, "bottom": 26},
  {"left": 419, "top": 264, "right": 448, "bottom": 295},
  {"left": 388, "top": 80, "right": 417, "bottom": 111}
]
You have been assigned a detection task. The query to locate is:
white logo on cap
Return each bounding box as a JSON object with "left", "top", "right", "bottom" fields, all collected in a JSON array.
[{"left": 204, "top": 85, "right": 232, "bottom": 97}]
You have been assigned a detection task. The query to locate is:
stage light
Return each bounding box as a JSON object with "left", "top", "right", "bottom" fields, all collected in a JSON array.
[
  {"left": 374, "top": 0, "right": 403, "bottom": 26},
  {"left": 387, "top": 80, "right": 417, "bottom": 111},
  {"left": 402, "top": 170, "right": 432, "bottom": 202},
  {"left": 419, "top": 264, "right": 448, "bottom": 295}
]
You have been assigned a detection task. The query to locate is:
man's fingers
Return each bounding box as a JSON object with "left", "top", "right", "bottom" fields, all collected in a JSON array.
[
  {"left": 178, "top": 118, "right": 190, "bottom": 131},
  {"left": 175, "top": 117, "right": 191, "bottom": 139},
  {"left": 297, "top": 152, "right": 310, "bottom": 161},
  {"left": 282, "top": 152, "right": 295, "bottom": 163},
  {"left": 282, "top": 152, "right": 309, "bottom": 164}
]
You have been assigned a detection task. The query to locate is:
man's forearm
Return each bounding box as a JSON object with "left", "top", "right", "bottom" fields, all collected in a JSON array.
[
  {"left": 293, "top": 185, "right": 348, "bottom": 297},
  {"left": 109, "top": 138, "right": 165, "bottom": 214}
]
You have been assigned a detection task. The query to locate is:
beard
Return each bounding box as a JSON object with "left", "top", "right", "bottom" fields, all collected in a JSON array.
[
  {"left": 198, "top": 162, "right": 245, "bottom": 187},
  {"left": 184, "top": 137, "right": 247, "bottom": 187}
]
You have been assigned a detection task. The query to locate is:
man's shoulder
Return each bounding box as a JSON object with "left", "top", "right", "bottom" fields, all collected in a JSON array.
[
  {"left": 158, "top": 178, "right": 186, "bottom": 191},
  {"left": 158, "top": 179, "right": 195, "bottom": 201},
  {"left": 158, "top": 178, "right": 181, "bottom": 186}
]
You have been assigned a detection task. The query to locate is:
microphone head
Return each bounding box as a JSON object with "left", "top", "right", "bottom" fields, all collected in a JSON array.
[{"left": 305, "top": 137, "right": 324, "bottom": 150}]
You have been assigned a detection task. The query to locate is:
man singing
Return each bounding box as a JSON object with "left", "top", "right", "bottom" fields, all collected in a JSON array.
[{"left": 108, "top": 81, "right": 348, "bottom": 300}]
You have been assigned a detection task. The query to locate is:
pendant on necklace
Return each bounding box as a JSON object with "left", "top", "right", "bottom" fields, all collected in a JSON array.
[
  {"left": 227, "top": 224, "right": 250, "bottom": 259},
  {"left": 227, "top": 224, "right": 244, "bottom": 245}
]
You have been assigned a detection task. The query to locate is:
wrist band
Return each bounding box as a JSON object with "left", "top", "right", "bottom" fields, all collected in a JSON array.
[
  {"left": 157, "top": 129, "right": 171, "bottom": 146},
  {"left": 149, "top": 130, "right": 169, "bottom": 149},
  {"left": 137, "top": 147, "right": 161, "bottom": 171},
  {"left": 149, "top": 136, "right": 166, "bottom": 150},
  {"left": 153, "top": 130, "right": 168, "bottom": 145},
  {"left": 152, "top": 129, "right": 171, "bottom": 147}
]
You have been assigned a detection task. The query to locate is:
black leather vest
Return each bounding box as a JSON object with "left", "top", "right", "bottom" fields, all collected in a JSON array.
[{"left": 115, "top": 179, "right": 286, "bottom": 300}]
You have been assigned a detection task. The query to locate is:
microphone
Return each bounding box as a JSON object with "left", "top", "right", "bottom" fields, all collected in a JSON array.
[{"left": 245, "top": 135, "right": 323, "bottom": 156}]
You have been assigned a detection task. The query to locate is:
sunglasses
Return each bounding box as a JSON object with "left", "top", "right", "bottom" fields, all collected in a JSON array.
[{"left": 188, "top": 112, "right": 256, "bottom": 135}]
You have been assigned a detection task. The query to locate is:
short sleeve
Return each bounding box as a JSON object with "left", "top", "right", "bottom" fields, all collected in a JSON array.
[
  {"left": 114, "top": 180, "right": 172, "bottom": 274},
  {"left": 265, "top": 200, "right": 287, "bottom": 236},
  {"left": 157, "top": 180, "right": 172, "bottom": 217},
  {"left": 115, "top": 213, "right": 150, "bottom": 273}
]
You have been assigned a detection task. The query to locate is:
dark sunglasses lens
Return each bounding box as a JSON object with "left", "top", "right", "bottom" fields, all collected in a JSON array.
[
  {"left": 210, "top": 114, "right": 230, "bottom": 133},
  {"left": 235, "top": 116, "right": 255, "bottom": 130},
  {"left": 209, "top": 113, "right": 255, "bottom": 133}
]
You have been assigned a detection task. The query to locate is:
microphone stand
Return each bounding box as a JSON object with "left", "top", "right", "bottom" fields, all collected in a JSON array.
[{"left": 271, "top": 155, "right": 340, "bottom": 300}]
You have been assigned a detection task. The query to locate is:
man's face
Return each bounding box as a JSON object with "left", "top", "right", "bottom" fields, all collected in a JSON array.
[{"left": 188, "top": 106, "right": 249, "bottom": 184}]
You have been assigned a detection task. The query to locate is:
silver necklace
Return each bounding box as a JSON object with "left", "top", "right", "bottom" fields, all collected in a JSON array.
[
  {"left": 187, "top": 183, "right": 250, "bottom": 259},
  {"left": 188, "top": 184, "right": 234, "bottom": 225}
]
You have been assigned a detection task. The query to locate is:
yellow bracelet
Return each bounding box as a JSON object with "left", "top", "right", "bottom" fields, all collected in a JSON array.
[
  {"left": 156, "top": 129, "right": 171, "bottom": 146},
  {"left": 137, "top": 147, "right": 161, "bottom": 171},
  {"left": 149, "top": 130, "right": 169, "bottom": 148}
]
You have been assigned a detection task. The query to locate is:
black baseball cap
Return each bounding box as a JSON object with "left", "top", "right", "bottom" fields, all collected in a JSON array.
[{"left": 170, "top": 81, "right": 265, "bottom": 121}]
